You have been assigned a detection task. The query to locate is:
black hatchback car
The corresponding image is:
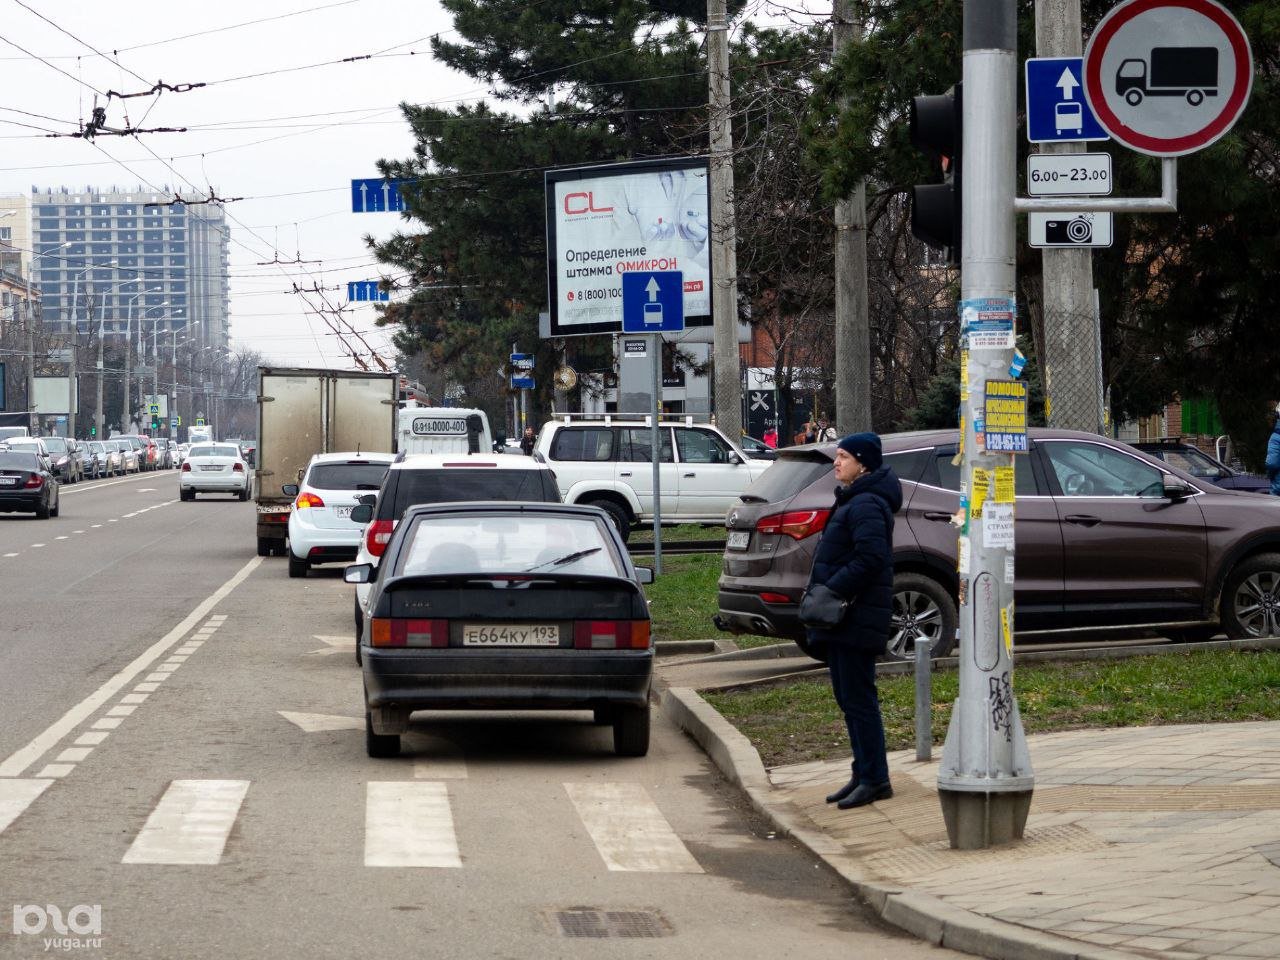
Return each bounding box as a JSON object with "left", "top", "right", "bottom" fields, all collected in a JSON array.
[
  {"left": 0, "top": 451, "right": 60, "bottom": 518},
  {"left": 347, "top": 502, "right": 655, "bottom": 759}
]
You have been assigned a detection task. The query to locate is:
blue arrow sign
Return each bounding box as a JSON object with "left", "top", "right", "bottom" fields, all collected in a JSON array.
[
  {"left": 511, "top": 375, "right": 535, "bottom": 390},
  {"left": 347, "top": 281, "right": 390, "bottom": 302},
  {"left": 622, "top": 271, "right": 684, "bottom": 333},
  {"left": 351, "top": 178, "right": 407, "bottom": 213},
  {"left": 1025, "top": 58, "right": 1109, "bottom": 143}
]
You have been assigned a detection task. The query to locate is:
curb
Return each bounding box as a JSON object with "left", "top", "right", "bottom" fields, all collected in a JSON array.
[{"left": 659, "top": 685, "right": 1145, "bottom": 960}]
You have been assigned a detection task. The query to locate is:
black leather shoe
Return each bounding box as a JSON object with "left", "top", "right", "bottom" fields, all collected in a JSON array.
[
  {"left": 836, "top": 782, "right": 893, "bottom": 809},
  {"left": 824, "top": 777, "right": 859, "bottom": 804}
]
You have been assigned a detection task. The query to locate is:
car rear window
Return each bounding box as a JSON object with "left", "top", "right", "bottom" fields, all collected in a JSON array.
[
  {"left": 395, "top": 514, "right": 621, "bottom": 577},
  {"left": 742, "top": 455, "right": 833, "bottom": 503},
  {"left": 307, "top": 462, "right": 390, "bottom": 491},
  {"left": 42, "top": 437, "right": 68, "bottom": 453},
  {"left": 0, "top": 452, "right": 38, "bottom": 471},
  {"left": 387, "top": 468, "right": 559, "bottom": 518},
  {"left": 189, "top": 445, "right": 237, "bottom": 458}
]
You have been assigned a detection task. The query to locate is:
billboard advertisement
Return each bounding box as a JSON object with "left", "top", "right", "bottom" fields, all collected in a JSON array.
[{"left": 545, "top": 158, "right": 712, "bottom": 337}]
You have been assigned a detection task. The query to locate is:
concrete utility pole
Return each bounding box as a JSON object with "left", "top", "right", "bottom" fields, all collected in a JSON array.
[
  {"left": 1035, "top": 0, "right": 1101, "bottom": 432},
  {"left": 94, "top": 287, "right": 106, "bottom": 440},
  {"left": 937, "top": 0, "right": 1035, "bottom": 850},
  {"left": 707, "top": 0, "right": 742, "bottom": 439},
  {"left": 832, "top": 0, "right": 872, "bottom": 434},
  {"left": 24, "top": 297, "right": 36, "bottom": 433}
]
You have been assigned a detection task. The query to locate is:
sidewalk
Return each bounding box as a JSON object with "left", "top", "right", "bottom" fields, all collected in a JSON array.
[{"left": 659, "top": 667, "right": 1280, "bottom": 960}]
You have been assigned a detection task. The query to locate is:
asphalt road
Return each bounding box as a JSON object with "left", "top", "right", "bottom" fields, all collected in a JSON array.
[{"left": 0, "top": 478, "right": 962, "bottom": 960}]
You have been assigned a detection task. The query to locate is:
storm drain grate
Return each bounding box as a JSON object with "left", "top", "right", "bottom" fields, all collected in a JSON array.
[{"left": 554, "top": 908, "right": 672, "bottom": 939}]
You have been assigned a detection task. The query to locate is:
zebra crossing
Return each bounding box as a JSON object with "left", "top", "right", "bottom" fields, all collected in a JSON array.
[{"left": 2, "top": 776, "right": 705, "bottom": 873}]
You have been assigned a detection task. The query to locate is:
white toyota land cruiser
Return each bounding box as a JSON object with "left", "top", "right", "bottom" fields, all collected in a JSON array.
[{"left": 535, "top": 414, "right": 768, "bottom": 541}]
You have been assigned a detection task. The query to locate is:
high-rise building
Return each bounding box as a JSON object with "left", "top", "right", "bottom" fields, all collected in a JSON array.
[{"left": 29, "top": 187, "right": 229, "bottom": 349}]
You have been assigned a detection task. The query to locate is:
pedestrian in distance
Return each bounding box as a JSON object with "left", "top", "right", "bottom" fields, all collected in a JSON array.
[
  {"left": 1266, "top": 403, "right": 1280, "bottom": 496},
  {"left": 806, "top": 432, "right": 901, "bottom": 809},
  {"left": 763, "top": 426, "right": 778, "bottom": 449},
  {"left": 803, "top": 420, "right": 819, "bottom": 444},
  {"left": 519, "top": 426, "right": 537, "bottom": 456},
  {"left": 817, "top": 418, "right": 838, "bottom": 442}
]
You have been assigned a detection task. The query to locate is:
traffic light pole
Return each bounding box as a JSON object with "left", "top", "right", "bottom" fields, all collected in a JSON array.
[{"left": 936, "top": 0, "right": 1035, "bottom": 849}]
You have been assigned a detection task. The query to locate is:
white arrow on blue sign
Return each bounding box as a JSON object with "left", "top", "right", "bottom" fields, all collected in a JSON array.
[
  {"left": 511, "top": 375, "right": 535, "bottom": 390},
  {"left": 621, "top": 271, "right": 684, "bottom": 333},
  {"left": 351, "top": 178, "right": 406, "bottom": 213},
  {"left": 1026, "top": 57, "right": 1110, "bottom": 143},
  {"left": 347, "top": 281, "right": 390, "bottom": 302}
]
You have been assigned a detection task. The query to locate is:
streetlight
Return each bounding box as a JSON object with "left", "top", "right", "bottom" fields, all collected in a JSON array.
[
  {"left": 147, "top": 304, "right": 181, "bottom": 433},
  {"left": 23, "top": 240, "right": 71, "bottom": 432},
  {"left": 121, "top": 285, "right": 162, "bottom": 430},
  {"left": 69, "top": 260, "right": 115, "bottom": 437},
  {"left": 171, "top": 320, "right": 200, "bottom": 437}
]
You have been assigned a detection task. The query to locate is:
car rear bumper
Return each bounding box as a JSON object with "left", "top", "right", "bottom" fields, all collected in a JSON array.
[
  {"left": 288, "top": 519, "right": 362, "bottom": 559},
  {"left": 715, "top": 588, "right": 804, "bottom": 640},
  {"left": 0, "top": 491, "right": 45, "bottom": 511},
  {"left": 181, "top": 474, "right": 247, "bottom": 491},
  {"left": 363, "top": 648, "right": 653, "bottom": 711}
]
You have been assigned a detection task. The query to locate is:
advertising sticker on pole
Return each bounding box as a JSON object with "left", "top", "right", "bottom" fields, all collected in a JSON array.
[
  {"left": 960, "top": 297, "right": 1016, "bottom": 350},
  {"left": 545, "top": 158, "right": 711, "bottom": 337}
]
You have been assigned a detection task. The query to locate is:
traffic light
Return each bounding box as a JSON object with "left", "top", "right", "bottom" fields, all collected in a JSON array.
[
  {"left": 89, "top": 426, "right": 96, "bottom": 437},
  {"left": 151, "top": 417, "right": 160, "bottom": 431},
  {"left": 909, "top": 83, "right": 962, "bottom": 262}
]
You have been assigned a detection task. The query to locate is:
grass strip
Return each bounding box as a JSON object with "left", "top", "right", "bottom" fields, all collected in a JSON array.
[
  {"left": 705, "top": 649, "right": 1280, "bottom": 767},
  {"left": 645, "top": 553, "right": 777, "bottom": 647}
]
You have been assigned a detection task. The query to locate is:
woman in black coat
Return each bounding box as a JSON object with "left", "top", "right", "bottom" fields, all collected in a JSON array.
[{"left": 807, "top": 432, "right": 901, "bottom": 809}]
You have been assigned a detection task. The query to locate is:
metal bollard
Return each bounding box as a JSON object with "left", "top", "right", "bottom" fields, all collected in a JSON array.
[{"left": 914, "top": 637, "right": 933, "bottom": 762}]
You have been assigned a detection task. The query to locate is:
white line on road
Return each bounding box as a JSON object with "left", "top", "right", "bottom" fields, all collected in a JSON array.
[
  {"left": 278, "top": 711, "right": 363, "bottom": 733},
  {"left": 55, "top": 536, "right": 68, "bottom": 540},
  {"left": 0, "top": 779, "right": 52, "bottom": 836},
  {"left": 565, "top": 782, "right": 703, "bottom": 873},
  {"left": 30, "top": 543, "right": 44, "bottom": 548},
  {"left": 365, "top": 782, "right": 461, "bottom": 868},
  {"left": 3, "top": 553, "right": 17, "bottom": 558},
  {"left": 60, "top": 472, "right": 169, "bottom": 496},
  {"left": 122, "top": 779, "right": 250, "bottom": 865},
  {"left": 0, "top": 556, "right": 262, "bottom": 778}
]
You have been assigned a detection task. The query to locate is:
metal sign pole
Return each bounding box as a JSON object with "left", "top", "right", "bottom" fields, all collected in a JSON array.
[{"left": 650, "top": 332, "right": 663, "bottom": 575}]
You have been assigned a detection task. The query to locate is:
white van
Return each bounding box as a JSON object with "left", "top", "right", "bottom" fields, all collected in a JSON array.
[{"left": 396, "top": 405, "right": 492, "bottom": 455}]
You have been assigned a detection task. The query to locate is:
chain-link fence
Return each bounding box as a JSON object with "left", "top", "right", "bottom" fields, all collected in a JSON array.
[{"left": 1032, "top": 304, "right": 1109, "bottom": 436}]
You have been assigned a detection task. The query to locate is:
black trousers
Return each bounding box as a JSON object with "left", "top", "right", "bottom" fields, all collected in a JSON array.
[{"left": 826, "top": 643, "right": 890, "bottom": 786}]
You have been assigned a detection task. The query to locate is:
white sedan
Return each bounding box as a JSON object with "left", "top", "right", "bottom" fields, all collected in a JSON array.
[
  {"left": 180, "top": 443, "right": 249, "bottom": 501},
  {"left": 284, "top": 452, "right": 393, "bottom": 578}
]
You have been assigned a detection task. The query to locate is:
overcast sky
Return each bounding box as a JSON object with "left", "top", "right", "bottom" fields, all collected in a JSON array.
[{"left": 0, "top": 0, "right": 822, "bottom": 370}]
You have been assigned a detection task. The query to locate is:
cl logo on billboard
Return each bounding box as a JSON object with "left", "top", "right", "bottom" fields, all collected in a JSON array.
[{"left": 563, "top": 191, "right": 614, "bottom": 215}]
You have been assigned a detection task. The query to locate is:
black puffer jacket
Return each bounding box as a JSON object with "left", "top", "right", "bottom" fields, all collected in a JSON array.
[{"left": 806, "top": 466, "right": 903, "bottom": 654}]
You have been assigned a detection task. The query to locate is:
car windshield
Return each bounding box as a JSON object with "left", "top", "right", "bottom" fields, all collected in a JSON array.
[
  {"left": 1156, "top": 447, "right": 1227, "bottom": 479},
  {"left": 307, "top": 461, "right": 390, "bottom": 491},
  {"left": 396, "top": 514, "right": 622, "bottom": 577},
  {"left": 42, "top": 437, "right": 68, "bottom": 453},
  {"left": 190, "top": 444, "right": 238, "bottom": 458},
  {"left": 0, "top": 452, "right": 39, "bottom": 471},
  {"left": 391, "top": 468, "right": 557, "bottom": 516}
]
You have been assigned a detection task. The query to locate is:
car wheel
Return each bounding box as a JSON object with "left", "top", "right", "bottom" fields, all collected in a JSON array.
[
  {"left": 288, "top": 552, "right": 308, "bottom": 578},
  {"left": 272, "top": 541, "right": 288, "bottom": 558},
  {"left": 256, "top": 536, "right": 271, "bottom": 557},
  {"left": 1221, "top": 553, "right": 1280, "bottom": 639},
  {"left": 613, "top": 703, "right": 650, "bottom": 757},
  {"left": 50, "top": 496, "right": 59, "bottom": 518},
  {"left": 34, "top": 499, "right": 49, "bottom": 520},
  {"left": 365, "top": 712, "right": 400, "bottom": 758},
  {"left": 587, "top": 498, "right": 631, "bottom": 544},
  {"left": 887, "top": 573, "right": 957, "bottom": 660}
]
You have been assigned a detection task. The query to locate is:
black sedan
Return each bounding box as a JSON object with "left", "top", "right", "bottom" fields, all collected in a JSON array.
[
  {"left": 1132, "top": 440, "right": 1270, "bottom": 493},
  {"left": 347, "top": 502, "right": 655, "bottom": 759},
  {"left": 0, "top": 451, "right": 60, "bottom": 518}
]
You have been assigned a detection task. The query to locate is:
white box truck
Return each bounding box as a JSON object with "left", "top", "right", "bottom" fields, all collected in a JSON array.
[
  {"left": 396, "top": 403, "right": 492, "bottom": 455},
  {"left": 254, "top": 367, "right": 397, "bottom": 557}
]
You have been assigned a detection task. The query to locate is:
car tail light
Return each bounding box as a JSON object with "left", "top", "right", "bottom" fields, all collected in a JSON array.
[
  {"left": 23, "top": 474, "right": 43, "bottom": 489},
  {"left": 370, "top": 617, "right": 449, "bottom": 648},
  {"left": 181, "top": 462, "right": 192, "bottom": 472},
  {"left": 759, "top": 592, "right": 794, "bottom": 604},
  {"left": 294, "top": 491, "right": 324, "bottom": 509},
  {"left": 755, "top": 508, "right": 831, "bottom": 540},
  {"left": 233, "top": 462, "right": 245, "bottom": 473},
  {"left": 573, "top": 620, "right": 651, "bottom": 650},
  {"left": 365, "top": 519, "right": 396, "bottom": 558}
]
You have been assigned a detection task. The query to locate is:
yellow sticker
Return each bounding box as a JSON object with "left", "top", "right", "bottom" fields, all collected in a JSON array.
[
  {"left": 1000, "top": 607, "right": 1013, "bottom": 655},
  {"left": 970, "top": 468, "right": 990, "bottom": 519},
  {"left": 960, "top": 350, "right": 969, "bottom": 387},
  {"left": 953, "top": 414, "right": 964, "bottom": 466},
  {"left": 994, "top": 466, "right": 1016, "bottom": 503}
]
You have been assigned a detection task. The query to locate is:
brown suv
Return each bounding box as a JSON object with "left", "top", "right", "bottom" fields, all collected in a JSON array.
[{"left": 716, "top": 428, "right": 1280, "bottom": 660}]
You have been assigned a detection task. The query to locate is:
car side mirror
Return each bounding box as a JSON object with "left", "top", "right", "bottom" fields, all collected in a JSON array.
[
  {"left": 356, "top": 493, "right": 377, "bottom": 506},
  {"left": 1162, "top": 475, "right": 1194, "bottom": 501},
  {"left": 344, "top": 563, "right": 374, "bottom": 584},
  {"left": 350, "top": 503, "right": 373, "bottom": 524},
  {"left": 281, "top": 483, "right": 298, "bottom": 497},
  {"left": 635, "top": 566, "right": 655, "bottom": 584},
  {"left": 728, "top": 452, "right": 742, "bottom": 465}
]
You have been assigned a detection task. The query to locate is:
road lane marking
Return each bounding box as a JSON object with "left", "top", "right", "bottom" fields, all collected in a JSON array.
[
  {"left": 91, "top": 524, "right": 101, "bottom": 528},
  {"left": 105, "top": 705, "right": 137, "bottom": 717},
  {"left": 564, "top": 782, "right": 703, "bottom": 873},
  {"left": 365, "top": 782, "right": 461, "bottom": 868},
  {"left": 34, "top": 764, "right": 73, "bottom": 779},
  {"left": 91, "top": 718, "right": 124, "bottom": 730},
  {"left": 61, "top": 473, "right": 168, "bottom": 496},
  {"left": 31, "top": 543, "right": 44, "bottom": 548},
  {"left": 309, "top": 635, "right": 354, "bottom": 656},
  {"left": 55, "top": 748, "right": 92, "bottom": 763},
  {"left": 0, "top": 779, "right": 52, "bottom": 835},
  {"left": 123, "top": 779, "right": 250, "bottom": 865},
  {"left": 120, "top": 694, "right": 148, "bottom": 705},
  {"left": 278, "top": 711, "right": 363, "bottom": 733},
  {"left": 55, "top": 536, "right": 68, "bottom": 540},
  {"left": 133, "top": 682, "right": 160, "bottom": 693},
  {"left": 0, "top": 556, "right": 261, "bottom": 777},
  {"left": 74, "top": 732, "right": 110, "bottom": 746},
  {"left": 3, "top": 553, "right": 17, "bottom": 558},
  {"left": 73, "top": 530, "right": 84, "bottom": 534}
]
